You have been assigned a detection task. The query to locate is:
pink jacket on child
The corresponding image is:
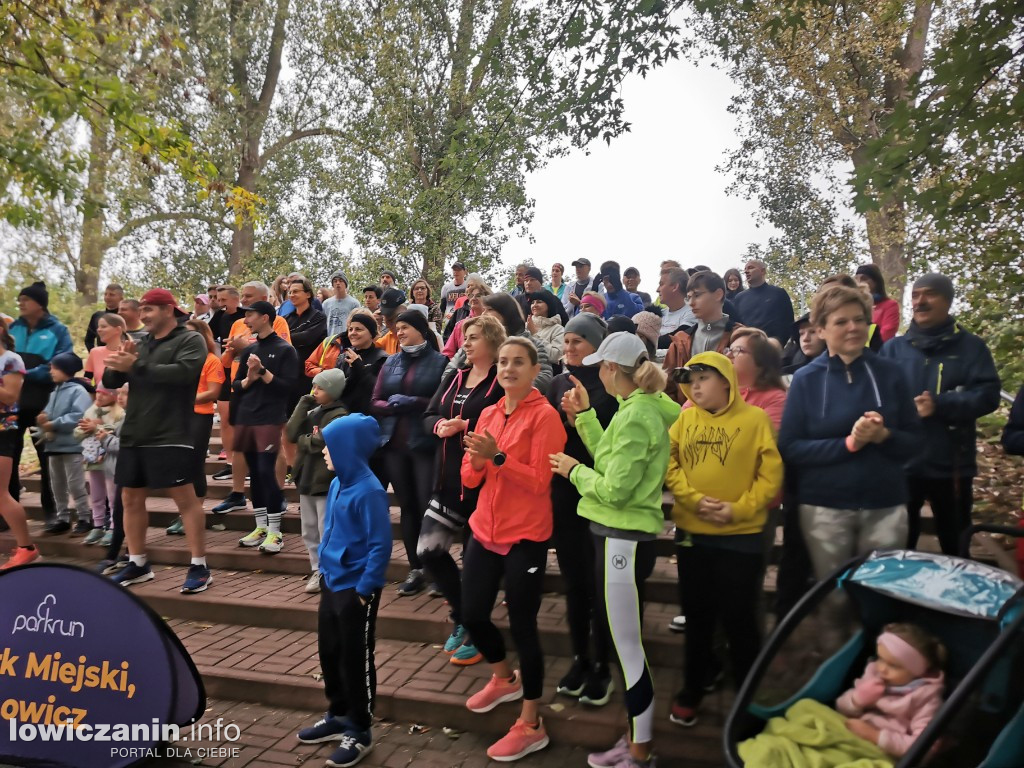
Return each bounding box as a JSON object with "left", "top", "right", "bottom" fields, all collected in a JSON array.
[{"left": 836, "top": 661, "right": 945, "bottom": 757}]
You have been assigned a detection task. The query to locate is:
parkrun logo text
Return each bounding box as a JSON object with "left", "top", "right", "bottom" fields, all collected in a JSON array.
[{"left": 12, "top": 595, "right": 85, "bottom": 638}]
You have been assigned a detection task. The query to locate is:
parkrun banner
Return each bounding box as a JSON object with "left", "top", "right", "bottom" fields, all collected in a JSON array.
[{"left": 0, "top": 563, "right": 205, "bottom": 768}]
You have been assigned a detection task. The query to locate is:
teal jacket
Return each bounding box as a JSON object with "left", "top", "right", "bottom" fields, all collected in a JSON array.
[
  {"left": 569, "top": 389, "right": 679, "bottom": 535},
  {"left": 9, "top": 314, "right": 73, "bottom": 383}
]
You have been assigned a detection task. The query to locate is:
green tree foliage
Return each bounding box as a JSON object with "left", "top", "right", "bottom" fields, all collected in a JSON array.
[
  {"left": 320, "top": 0, "right": 684, "bottom": 288},
  {"left": 852, "top": 0, "right": 1024, "bottom": 382},
  {"left": 687, "top": 0, "right": 965, "bottom": 298}
]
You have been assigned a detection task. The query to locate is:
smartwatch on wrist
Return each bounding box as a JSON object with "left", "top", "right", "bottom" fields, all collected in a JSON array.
[
  {"left": 492, "top": 452, "right": 507, "bottom": 467},
  {"left": 257, "top": 367, "right": 267, "bottom": 377}
]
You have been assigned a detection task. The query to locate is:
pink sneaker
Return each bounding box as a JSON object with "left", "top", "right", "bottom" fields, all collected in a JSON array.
[
  {"left": 1, "top": 547, "right": 41, "bottom": 570},
  {"left": 587, "top": 734, "right": 630, "bottom": 767},
  {"left": 486, "top": 717, "right": 549, "bottom": 762},
  {"left": 466, "top": 670, "right": 523, "bottom": 713}
]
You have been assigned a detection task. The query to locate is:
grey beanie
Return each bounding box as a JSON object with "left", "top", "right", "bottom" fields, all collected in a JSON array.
[
  {"left": 330, "top": 270, "right": 349, "bottom": 286},
  {"left": 912, "top": 273, "right": 954, "bottom": 304},
  {"left": 312, "top": 368, "right": 347, "bottom": 400},
  {"left": 564, "top": 312, "right": 608, "bottom": 354}
]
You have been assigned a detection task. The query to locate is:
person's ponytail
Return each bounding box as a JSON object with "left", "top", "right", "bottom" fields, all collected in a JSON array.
[{"left": 621, "top": 359, "right": 666, "bottom": 394}]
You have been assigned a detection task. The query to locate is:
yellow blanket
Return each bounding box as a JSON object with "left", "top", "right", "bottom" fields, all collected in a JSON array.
[{"left": 738, "top": 699, "right": 894, "bottom": 768}]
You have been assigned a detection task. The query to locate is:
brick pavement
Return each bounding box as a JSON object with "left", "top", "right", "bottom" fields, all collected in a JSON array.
[{"left": 147, "top": 698, "right": 594, "bottom": 768}]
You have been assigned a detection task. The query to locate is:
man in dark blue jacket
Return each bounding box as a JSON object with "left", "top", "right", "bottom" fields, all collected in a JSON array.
[
  {"left": 7, "top": 281, "right": 73, "bottom": 523},
  {"left": 880, "top": 273, "right": 1001, "bottom": 554},
  {"left": 296, "top": 414, "right": 391, "bottom": 767},
  {"left": 733, "top": 260, "right": 794, "bottom": 344}
]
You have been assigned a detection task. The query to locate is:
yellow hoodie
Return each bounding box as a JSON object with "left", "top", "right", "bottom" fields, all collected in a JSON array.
[{"left": 666, "top": 351, "right": 783, "bottom": 537}]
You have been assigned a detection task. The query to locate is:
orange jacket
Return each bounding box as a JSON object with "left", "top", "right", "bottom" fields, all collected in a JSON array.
[
  {"left": 375, "top": 330, "right": 399, "bottom": 356},
  {"left": 221, "top": 316, "right": 291, "bottom": 381},
  {"left": 306, "top": 334, "right": 343, "bottom": 378},
  {"left": 462, "top": 389, "right": 566, "bottom": 549}
]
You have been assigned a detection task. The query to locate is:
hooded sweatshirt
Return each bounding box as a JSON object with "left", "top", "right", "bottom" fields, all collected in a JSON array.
[
  {"left": 667, "top": 351, "right": 783, "bottom": 537},
  {"left": 570, "top": 388, "right": 679, "bottom": 535},
  {"left": 461, "top": 389, "right": 566, "bottom": 551},
  {"left": 317, "top": 414, "right": 392, "bottom": 595},
  {"left": 778, "top": 349, "right": 922, "bottom": 509},
  {"left": 41, "top": 380, "right": 94, "bottom": 454}
]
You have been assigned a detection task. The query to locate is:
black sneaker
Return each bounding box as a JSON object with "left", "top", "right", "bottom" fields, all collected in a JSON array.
[
  {"left": 101, "top": 554, "right": 130, "bottom": 575},
  {"left": 326, "top": 729, "right": 373, "bottom": 767},
  {"left": 579, "top": 665, "right": 614, "bottom": 706},
  {"left": 297, "top": 713, "right": 352, "bottom": 744},
  {"left": 71, "top": 519, "right": 93, "bottom": 536},
  {"left": 43, "top": 520, "right": 71, "bottom": 535},
  {"left": 427, "top": 582, "right": 444, "bottom": 597},
  {"left": 702, "top": 664, "right": 725, "bottom": 693},
  {"left": 396, "top": 569, "right": 425, "bottom": 597},
  {"left": 556, "top": 656, "right": 589, "bottom": 697},
  {"left": 212, "top": 467, "right": 232, "bottom": 481}
]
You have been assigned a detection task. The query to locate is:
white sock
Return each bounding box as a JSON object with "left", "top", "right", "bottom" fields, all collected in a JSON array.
[
  {"left": 190, "top": 557, "right": 207, "bottom": 567},
  {"left": 254, "top": 509, "right": 269, "bottom": 529},
  {"left": 129, "top": 554, "right": 148, "bottom": 567},
  {"left": 267, "top": 511, "right": 282, "bottom": 534}
]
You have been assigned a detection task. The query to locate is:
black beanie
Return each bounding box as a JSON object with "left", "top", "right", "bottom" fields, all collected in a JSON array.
[
  {"left": 348, "top": 313, "right": 378, "bottom": 338},
  {"left": 395, "top": 309, "right": 438, "bottom": 351},
  {"left": 50, "top": 352, "right": 83, "bottom": 378},
  {"left": 19, "top": 281, "right": 49, "bottom": 311}
]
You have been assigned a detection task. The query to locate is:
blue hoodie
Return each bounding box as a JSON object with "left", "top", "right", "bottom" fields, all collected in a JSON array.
[
  {"left": 778, "top": 350, "right": 922, "bottom": 509},
  {"left": 317, "top": 414, "right": 392, "bottom": 595}
]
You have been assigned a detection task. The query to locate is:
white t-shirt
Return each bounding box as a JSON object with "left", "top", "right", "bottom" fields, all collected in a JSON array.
[{"left": 660, "top": 304, "right": 696, "bottom": 336}]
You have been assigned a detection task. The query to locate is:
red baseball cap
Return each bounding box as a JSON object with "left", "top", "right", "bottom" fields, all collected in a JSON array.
[{"left": 140, "top": 288, "right": 188, "bottom": 316}]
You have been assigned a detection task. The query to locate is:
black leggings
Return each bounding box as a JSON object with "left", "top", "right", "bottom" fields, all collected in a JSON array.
[
  {"left": 244, "top": 451, "right": 282, "bottom": 514},
  {"left": 385, "top": 448, "right": 433, "bottom": 571},
  {"left": 677, "top": 540, "right": 763, "bottom": 704},
  {"left": 552, "top": 503, "right": 608, "bottom": 665},
  {"left": 462, "top": 537, "right": 547, "bottom": 700},
  {"left": 190, "top": 413, "right": 214, "bottom": 499},
  {"left": 418, "top": 514, "right": 466, "bottom": 624},
  {"left": 104, "top": 486, "right": 124, "bottom": 561}
]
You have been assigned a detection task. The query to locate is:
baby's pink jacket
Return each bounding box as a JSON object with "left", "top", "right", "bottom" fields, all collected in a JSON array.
[{"left": 836, "top": 661, "right": 945, "bottom": 757}]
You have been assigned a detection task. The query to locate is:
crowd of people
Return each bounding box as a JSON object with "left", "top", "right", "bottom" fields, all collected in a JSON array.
[{"left": 0, "top": 257, "right": 1017, "bottom": 768}]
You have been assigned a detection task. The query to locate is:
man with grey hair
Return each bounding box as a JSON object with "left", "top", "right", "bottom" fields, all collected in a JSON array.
[
  {"left": 732, "top": 259, "right": 794, "bottom": 344},
  {"left": 278, "top": 272, "right": 323, "bottom": 318}
]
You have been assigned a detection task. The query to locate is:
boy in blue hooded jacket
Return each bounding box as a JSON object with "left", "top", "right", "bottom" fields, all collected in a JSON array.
[{"left": 297, "top": 414, "right": 392, "bottom": 767}]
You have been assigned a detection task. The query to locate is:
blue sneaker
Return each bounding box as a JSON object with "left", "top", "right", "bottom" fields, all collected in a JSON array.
[
  {"left": 450, "top": 643, "right": 482, "bottom": 666},
  {"left": 444, "top": 624, "right": 467, "bottom": 654},
  {"left": 297, "top": 714, "right": 352, "bottom": 744},
  {"left": 212, "top": 493, "right": 248, "bottom": 514},
  {"left": 180, "top": 565, "right": 213, "bottom": 594},
  {"left": 110, "top": 561, "right": 154, "bottom": 587},
  {"left": 326, "top": 729, "right": 373, "bottom": 767}
]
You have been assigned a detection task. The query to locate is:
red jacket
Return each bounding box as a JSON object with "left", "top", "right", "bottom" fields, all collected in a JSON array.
[
  {"left": 462, "top": 389, "right": 566, "bottom": 550},
  {"left": 873, "top": 297, "right": 900, "bottom": 342}
]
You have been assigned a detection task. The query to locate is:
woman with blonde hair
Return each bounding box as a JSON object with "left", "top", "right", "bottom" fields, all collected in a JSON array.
[{"left": 550, "top": 332, "right": 680, "bottom": 767}]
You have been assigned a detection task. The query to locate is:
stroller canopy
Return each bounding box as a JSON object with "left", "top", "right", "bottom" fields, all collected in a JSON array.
[{"left": 845, "top": 550, "right": 1023, "bottom": 622}]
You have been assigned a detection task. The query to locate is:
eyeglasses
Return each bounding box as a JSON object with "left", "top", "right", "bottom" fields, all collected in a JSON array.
[
  {"left": 685, "top": 290, "right": 708, "bottom": 302},
  {"left": 724, "top": 347, "right": 750, "bottom": 357}
]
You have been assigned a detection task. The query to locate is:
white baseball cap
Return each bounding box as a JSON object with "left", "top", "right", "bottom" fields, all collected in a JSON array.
[{"left": 582, "top": 331, "right": 648, "bottom": 368}]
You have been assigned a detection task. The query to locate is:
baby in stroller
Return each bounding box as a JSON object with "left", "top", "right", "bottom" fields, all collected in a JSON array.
[
  {"left": 838, "top": 623, "right": 947, "bottom": 757},
  {"left": 740, "top": 622, "right": 946, "bottom": 767}
]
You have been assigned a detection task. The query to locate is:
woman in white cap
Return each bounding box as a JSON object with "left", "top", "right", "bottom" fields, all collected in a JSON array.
[{"left": 550, "top": 332, "right": 680, "bottom": 768}]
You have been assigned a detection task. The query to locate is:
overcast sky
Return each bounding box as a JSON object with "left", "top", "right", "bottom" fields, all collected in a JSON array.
[{"left": 500, "top": 50, "right": 777, "bottom": 290}]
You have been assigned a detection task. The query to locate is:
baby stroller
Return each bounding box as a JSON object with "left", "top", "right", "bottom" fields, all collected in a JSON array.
[{"left": 724, "top": 525, "right": 1024, "bottom": 767}]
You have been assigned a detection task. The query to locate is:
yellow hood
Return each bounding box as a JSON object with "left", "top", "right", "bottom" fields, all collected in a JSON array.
[{"left": 679, "top": 350, "right": 738, "bottom": 415}]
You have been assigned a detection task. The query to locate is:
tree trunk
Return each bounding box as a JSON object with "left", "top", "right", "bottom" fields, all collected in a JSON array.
[
  {"left": 229, "top": 139, "right": 260, "bottom": 277},
  {"left": 852, "top": 147, "right": 908, "bottom": 299},
  {"left": 76, "top": 118, "right": 113, "bottom": 304}
]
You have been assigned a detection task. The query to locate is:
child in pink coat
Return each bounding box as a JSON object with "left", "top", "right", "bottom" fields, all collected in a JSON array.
[{"left": 836, "top": 622, "right": 947, "bottom": 758}]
